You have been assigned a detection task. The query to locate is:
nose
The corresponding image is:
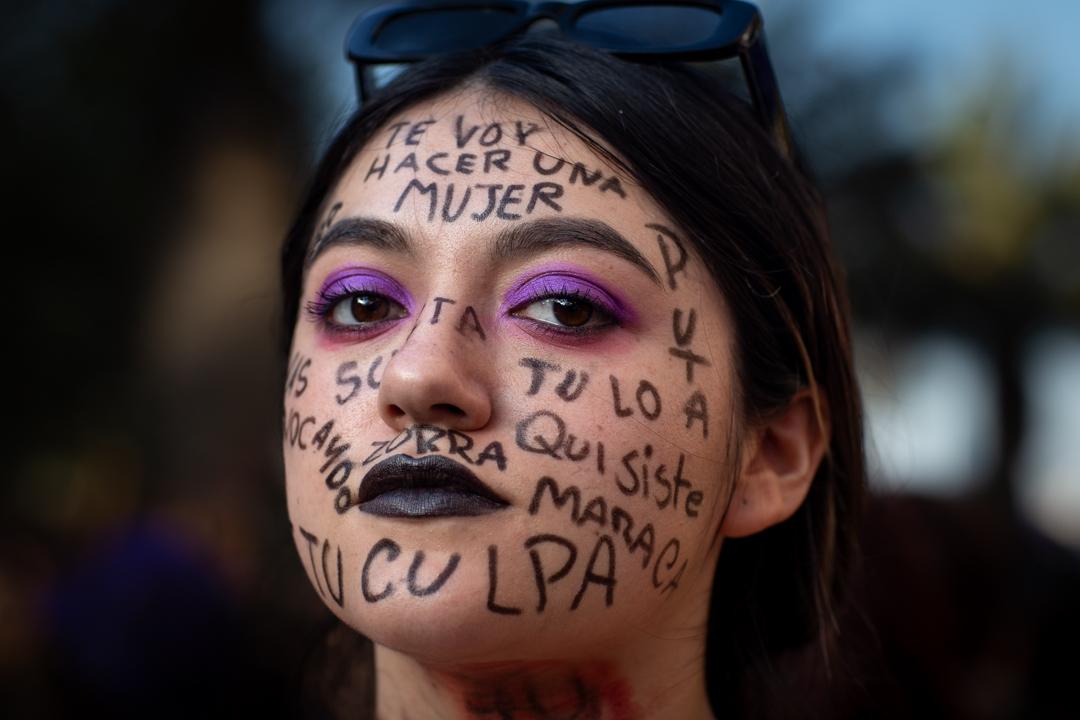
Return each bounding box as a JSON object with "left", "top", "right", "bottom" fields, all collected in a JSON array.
[{"left": 377, "top": 308, "right": 493, "bottom": 432}]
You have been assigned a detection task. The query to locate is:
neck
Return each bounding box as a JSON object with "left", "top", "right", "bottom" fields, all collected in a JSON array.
[{"left": 373, "top": 634, "right": 715, "bottom": 720}]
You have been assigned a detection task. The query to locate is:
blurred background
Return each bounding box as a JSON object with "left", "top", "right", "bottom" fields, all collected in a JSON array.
[{"left": 2, "top": 0, "right": 1077, "bottom": 717}]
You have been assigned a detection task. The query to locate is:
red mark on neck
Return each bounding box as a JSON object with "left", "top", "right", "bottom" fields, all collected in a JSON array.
[{"left": 437, "top": 660, "right": 638, "bottom": 720}]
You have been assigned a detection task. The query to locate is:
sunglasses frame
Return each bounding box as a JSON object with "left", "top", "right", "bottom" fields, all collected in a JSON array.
[{"left": 346, "top": 0, "right": 793, "bottom": 161}]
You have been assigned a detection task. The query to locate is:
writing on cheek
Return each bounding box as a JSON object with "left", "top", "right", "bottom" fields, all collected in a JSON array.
[
  {"left": 515, "top": 409, "right": 603, "bottom": 467},
  {"left": 519, "top": 357, "right": 590, "bottom": 401},
  {"left": 684, "top": 391, "right": 708, "bottom": 439},
  {"left": 669, "top": 308, "right": 712, "bottom": 383},
  {"left": 487, "top": 533, "right": 615, "bottom": 615},
  {"left": 285, "top": 410, "right": 357, "bottom": 514},
  {"left": 650, "top": 223, "right": 688, "bottom": 291},
  {"left": 335, "top": 351, "right": 397, "bottom": 406},
  {"left": 296, "top": 524, "right": 346, "bottom": 609},
  {"left": 669, "top": 308, "right": 711, "bottom": 439},
  {"left": 286, "top": 352, "right": 312, "bottom": 398},
  {"left": 610, "top": 374, "right": 662, "bottom": 420},
  {"left": 645, "top": 222, "right": 712, "bottom": 440},
  {"left": 527, "top": 476, "right": 688, "bottom": 597},
  {"left": 361, "top": 538, "right": 463, "bottom": 602},
  {"left": 514, "top": 408, "right": 704, "bottom": 518}
]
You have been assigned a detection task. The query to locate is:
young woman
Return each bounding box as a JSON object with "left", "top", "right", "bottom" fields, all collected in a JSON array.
[{"left": 281, "top": 3, "right": 864, "bottom": 717}]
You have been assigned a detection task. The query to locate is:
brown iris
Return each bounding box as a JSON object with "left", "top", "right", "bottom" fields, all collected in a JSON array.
[
  {"left": 350, "top": 294, "right": 390, "bottom": 323},
  {"left": 551, "top": 298, "right": 593, "bottom": 327}
]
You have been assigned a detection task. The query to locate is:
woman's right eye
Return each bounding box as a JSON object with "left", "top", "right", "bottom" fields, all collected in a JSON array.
[{"left": 328, "top": 292, "right": 408, "bottom": 327}]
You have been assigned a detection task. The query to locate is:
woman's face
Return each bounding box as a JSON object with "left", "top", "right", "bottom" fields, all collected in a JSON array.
[{"left": 284, "top": 89, "right": 740, "bottom": 665}]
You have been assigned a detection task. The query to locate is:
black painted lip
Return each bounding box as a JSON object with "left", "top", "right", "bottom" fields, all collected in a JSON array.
[{"left": 357, "top": 454, "right": 509, "bottom": 518}]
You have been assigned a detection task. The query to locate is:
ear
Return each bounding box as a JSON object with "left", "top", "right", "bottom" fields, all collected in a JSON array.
[{"left": 720, "top": 389, "right": 830, "bottom": 538}]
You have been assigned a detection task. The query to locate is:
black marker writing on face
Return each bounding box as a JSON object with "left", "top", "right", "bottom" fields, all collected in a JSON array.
[
  {"left": 572, "top": 535, "right": 616, "bottom": 609},
  {"left": 530, "top": 152, "right": 627, "bottom": 198},
  {"left": 287, "top": 352, "right": 311, "bottom": 398},
  {"left": 516, "top": 409, "right": 587, "bottom": 462},
  {"left": 452, "top": 115, "right": 541, "bottom": 149},
  {"left": 362, "top": 538, "right": 400, "bottom": 602},
  {"left": 285, "top": 409, "right": 317, "bottom": 450},
  {"left": 555, "top": 370, "right": 589, "bottom": 402},
  {"left": 393, "top": 179, "right": 566, "bottom": 224},
  {"left": 649, "top": 223, "right": 688, "bottom": 291},
  {"left": 487, "top": 545, "right": 523, "bottom": 615},
  {"left": 361, "top": 538, "right": 462, "bottom": 603},
  {"left": 525, "top": 534, "right": 577, "bottom": 613},
  {"left": 485, "top": 534, "right": 618, "bottom": 614},
  {"left": 337, "top": 353, "right": 396, "bottom": 405},
  {"left": 456, "top": 305, "right": 487, "bottom": 341},
  {"left": 522, "top": 358, "right": 559, "bottom": 396},
  {"left": 669, "top": 346, "right": 711, "bottom": 383},
  {"left": 430, "top": 296, "right": 456, "bottom": 324},
  {"left": 364, "top": 149, "right": 513, "bottom": 183},
  {"left": 669, "top": 307, "right": 712, "bottom": 383},
  {"left": 298, "top": 526, "right": 324, "bottom": 597},
  {"left": 297, "top": 526, "right": 345, "bottom": 608},
  {"left": 314, "top": 201, "right": 344, "bottom": 244},
  {"left": 609, "top": 375, "right": 662, "bottom": 420},
  {"left": 336, "top": 361, "right": 361, "bottom": 405},
  {"left": 406, "top": 550, "right": 462, "bottom": 597},
  {"left": 361, "top": 424, "right": 508, "bottom": 471},
  {"left": 617, "top": 448, "right": 699, "bottom": 516},
  {"left": 683, "top": 390, "right": 709, "bottom": 439},
  {"left": 285, "top": 412, "right": 359, "bottom": 514},
  {"left": 521, "top": 358, "right": 591, "bottom": 401},
  {"left": 652, "top": 538, "right": 686, "bottom": 594},
  {"left": 382, "top": 119, "right": 437, "bottom": 149},
  {"left": 528, "top": 476, "right": 688, "bottom": 588}
]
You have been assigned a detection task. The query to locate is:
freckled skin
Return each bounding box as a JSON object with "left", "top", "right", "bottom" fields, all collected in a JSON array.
[{"left": 284, "top": 90, "right": 735, "bottom": 719}]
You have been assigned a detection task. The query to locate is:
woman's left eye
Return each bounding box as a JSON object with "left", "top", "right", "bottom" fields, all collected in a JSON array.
[
  {"left": 511, "top": 295, "right": 614, "bottom": 331},
  {"left": 328, "top": 292, "right": 408, "bottom": 327}
]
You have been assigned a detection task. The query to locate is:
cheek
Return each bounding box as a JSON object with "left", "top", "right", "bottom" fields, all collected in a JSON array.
[
  {"left": 503, "top": 347, "right": 734, "bottom": 611},
  {"left": 282, "top": 342, "right": 390, "bottom": 522}
]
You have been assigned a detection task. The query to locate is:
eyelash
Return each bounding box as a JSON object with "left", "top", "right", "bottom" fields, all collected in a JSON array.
[
  {"left": 509, "top": 282, "right": 619, "bottom": 338},
  {"left": 305, "top": 283, "right": 408, "bottom": 337},
  {"left": 304, "top": 277, "right": 622, "bottom": 341}
]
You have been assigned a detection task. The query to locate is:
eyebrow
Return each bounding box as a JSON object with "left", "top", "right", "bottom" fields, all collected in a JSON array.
[
  {"left": 306, "top": 215, "right": 662, "bottom": 286},
  {"left": 494, "top": 217, "right": 662, "bottom": 286},
  {"left": 305, "top": 217, "right": 413, "bottom": 268}
]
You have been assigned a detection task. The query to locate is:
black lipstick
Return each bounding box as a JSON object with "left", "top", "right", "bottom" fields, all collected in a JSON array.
[{"left": 357, "top": 454, "right": 510, "bottom": 518}]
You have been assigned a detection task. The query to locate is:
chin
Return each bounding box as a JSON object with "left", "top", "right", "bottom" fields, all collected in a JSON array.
[{"left": 342, "top": 573, "right": 543, "bottom": 665}]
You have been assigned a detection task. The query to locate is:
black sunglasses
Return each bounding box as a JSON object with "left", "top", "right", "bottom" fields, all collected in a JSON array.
[{"left": 346, "top": 0, "right": 795, "bottom": 162}]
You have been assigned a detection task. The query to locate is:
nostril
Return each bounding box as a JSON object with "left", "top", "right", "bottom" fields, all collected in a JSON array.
[
  {"left": 386, "top": 404, "right": 406, "bottom": 419},
  {"left": 432, "top": 403, "right": 465, "bottom": 417}
]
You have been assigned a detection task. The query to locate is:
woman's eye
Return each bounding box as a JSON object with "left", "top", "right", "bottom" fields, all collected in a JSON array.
[
  {"left": 513, "top": 296, "right": 611, "bottom": 330},
  {"left": 329, "top": 293, "right": 407, "bottom": 326}
]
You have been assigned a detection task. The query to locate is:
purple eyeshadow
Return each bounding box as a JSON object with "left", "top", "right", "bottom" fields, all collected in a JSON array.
[
  {"left": 501, "top": 263, "right": 637, "bottom": 325},
  {"left": 316, "top": 266, "right": 414, "bottom": 312}
]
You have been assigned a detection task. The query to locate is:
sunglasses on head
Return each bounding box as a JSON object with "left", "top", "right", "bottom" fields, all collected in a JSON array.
[{"left": 346, "top": 0, "right": 795, "bottom": 162}]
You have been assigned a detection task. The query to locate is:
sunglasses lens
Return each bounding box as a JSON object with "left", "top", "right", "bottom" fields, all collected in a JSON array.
[
  {"left": 373, "top": 8, "right": 521, "bottom": 54},
  {"left": 574, "top": 4, "right": 723, "bottom": 49}
]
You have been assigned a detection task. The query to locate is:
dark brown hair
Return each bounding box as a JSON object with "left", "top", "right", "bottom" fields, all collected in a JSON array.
[{"left": 281, "top": 33, "right": 865, "bottom": 716}]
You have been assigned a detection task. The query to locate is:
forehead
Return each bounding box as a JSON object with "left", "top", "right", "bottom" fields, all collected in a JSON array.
[{"left": 320, "top": 90, "right": 673, "bottom": 262}]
